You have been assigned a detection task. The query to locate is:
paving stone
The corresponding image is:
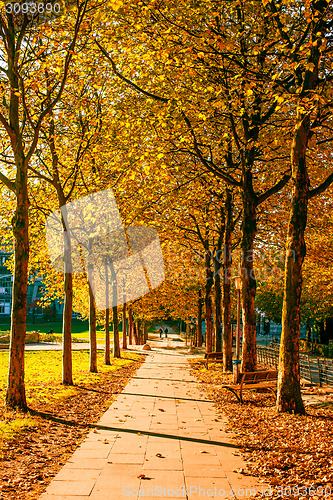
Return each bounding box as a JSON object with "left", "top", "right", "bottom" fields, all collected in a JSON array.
[
  {"left": 44, "top": 480, "right": 95, "bottom": 496},
  {"left": 53, "top": 467, "right": 100, "bottom": 483}
]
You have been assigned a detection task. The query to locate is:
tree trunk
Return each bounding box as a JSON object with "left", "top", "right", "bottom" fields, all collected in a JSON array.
[
  {"left": 240, "top": 174, "right": 257, "bottom": 372},
  {"left": 104, "top": 261, "right": 111, "bottom": 365},
  {"left": 196, "top": 290, "right": 203, "bottom": 347},
  {"left": 6, "top": 169, "right": 29, "bottom": 410},
  {"left": 58, "top": 199, "right": 74, "bottom": 385},
  {"left": 222, "top": 190, "right": 233, "bottom": 372},
  {"left": 122, "top": 302, "right": 127, "bottom": 349},
  {"left": 113, "top": 306, "right": 121, "bottom": 358},
  {"left": 133, "top": 321, "right": 138, "bottom": 345},
  {"left": 62, "top": 271, "right": 73, "bottom": 383},
  {"left": 136, "top": 321, "right": 143, "bottom": 345},
  {"left": 186, "top": 320, "right": 190, "bottom": 346},
  {"left": 277, "top": 112, "right": 310, "bottom": 415},
  {"left": 204, "top": 250, "right": 213, "bottom": 353},
  {"left": 143, "top": 321, "right": 148, "bottom": 343},
  {"left": 214, "top": 262, "right": 222, "bottom": 352},
  {"left": 105, "top": 308, "right": 111, "bottom": 365},
  {"left": 89, "top": 282, "right": 97, "bottom": 372},
  {"left": 128, "top": 306, "right": 133, "bottom": 345},
  {"left": 5, "top": 38, "right": 29, "bottom": 409}
]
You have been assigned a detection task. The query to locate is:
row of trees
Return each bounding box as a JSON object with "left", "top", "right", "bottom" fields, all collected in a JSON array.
[{"left": 0, "top": 0, "right": 333, "bottom": 415}]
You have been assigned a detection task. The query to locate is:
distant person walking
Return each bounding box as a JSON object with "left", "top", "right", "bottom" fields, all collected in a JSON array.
[
  {"left": 158, "top": 328, "right": 163, "bottom": 338},
  {"left": 164, "top": 327, "right": 168, "bottom": 338}
]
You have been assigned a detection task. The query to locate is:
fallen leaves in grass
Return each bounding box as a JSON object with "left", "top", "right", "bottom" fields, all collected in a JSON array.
[{"left": 190, "top": 359, "right": 333, "bottom": 500}]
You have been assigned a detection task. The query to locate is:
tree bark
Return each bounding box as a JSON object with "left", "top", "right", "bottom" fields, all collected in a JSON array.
[
  {"left": 6, "top": 36, "right": 29, "bottom": 410},
  {"left": 128, "top": 306, "right": 133, "bottom": 345},
  {"left": 277, "top": 112, "right": 309, "bottom": 415},
  {"left": 143, "top": 321, "right": 148, "bottom": 343},
  {"left": 62, "top": 271, "right": 73, "bottom": 383},
  {"left": 196, "top": 289, "right": 203, "bottom": 347},
  {"left": 214, "top": 259, "right": 222, "bottom": 352},
  {"left": 240, "top": 173, "right": 257, "bottom": 372},
  {"left": 204, "top": 250, "right": 213, "bottom": 353},
  {"left": 6, "top": 167, "right": 29, "bottom": 410},
  {"left": 105, "top": 308, "right": 111, "bottom": 365},
  {"left": 88, "top": 282, "right": 97, "bottom": 372},
  {"left": 104, "top": 261, "right": 111, "bottom": 365},
  {"left": 57, "top": 197, "right": 73, "bottom": 385},
  {"left": 133, "top": 321, "right": 138, "bottom": 345},
  {"left": 136, "top": 320, "right": 143, "bottom": 345},
  {"left": 113, "top": 306, "right": 121, "bottom": 357},
  {"left": 122, "top": 302, "right": 127, "bottom": 349},
  {"left": 222, "top": 190, "right": 233, "bottom": 372}
]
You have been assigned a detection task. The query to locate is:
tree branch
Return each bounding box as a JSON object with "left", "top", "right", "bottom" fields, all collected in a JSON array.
[
  {"left": 0, "top": 170, "right": 16, "bottom": 192},
  {"left": 94, "top": 39, "right": 169, "bottom": 103},
  {"left": 181, "top": 112, "right": 240, "bottom": 186},
  {"left": 308, "top": 171, "right": 333, "bottom": 199},
  {"left": 256, "top": 172, "right": 291, "bottom": 206}
]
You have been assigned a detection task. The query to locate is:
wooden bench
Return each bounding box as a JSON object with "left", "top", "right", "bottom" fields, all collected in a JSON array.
[
  {"left": 204, "top": 351, "right": 224, "bottom": 368},
  {"left": 222, "top": 370, "right": 278, "bottom": 403}
]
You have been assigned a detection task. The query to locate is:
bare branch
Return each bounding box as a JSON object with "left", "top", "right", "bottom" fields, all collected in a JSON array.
[
  {"left": 308, "top": 171, "right": 333, "bottom": 199},
  {"left": 0, "top": 170, "right": 15, "bottom": 192},
  {"left": 257, "top": 172, "right": 291, "bottom": 206},
  {"left": 94, "top": 39, "right": 169, "bottom": 103}
]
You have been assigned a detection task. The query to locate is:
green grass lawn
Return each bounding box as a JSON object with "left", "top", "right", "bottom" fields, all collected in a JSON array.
[
  {"left": 0, "top": 349, "right": 140, "bottom": 450},
  {"left": 0, "top": 319, "right": 158, "bottom": 345}
]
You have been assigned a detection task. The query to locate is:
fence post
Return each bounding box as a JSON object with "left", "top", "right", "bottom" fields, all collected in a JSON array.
[
  {"left": 307, "top": 355, "right": 312, "bottom": 384},
  {"left": 317, "top": 358, "right": 322, "bottom": 387}
]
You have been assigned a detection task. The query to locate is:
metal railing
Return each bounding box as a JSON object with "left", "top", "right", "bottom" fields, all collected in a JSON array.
[{"left": 257, "top": 345, "right": 333, "bottom": 387}]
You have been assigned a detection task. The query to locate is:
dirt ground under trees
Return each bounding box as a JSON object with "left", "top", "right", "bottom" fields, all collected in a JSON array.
[{"left": 190, "top": 360, "right": 333, "bottom": 500}]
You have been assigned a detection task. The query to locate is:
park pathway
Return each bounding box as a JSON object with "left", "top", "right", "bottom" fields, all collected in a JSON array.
[{"left": 39, "top": 346, "right": 268, "bottom": 500}]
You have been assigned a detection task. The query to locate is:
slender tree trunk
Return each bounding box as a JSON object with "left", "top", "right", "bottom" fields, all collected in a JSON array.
[
  {"left": 62, "top": 271, "right": 73, "bottom": 383},
  {"left": 128, "top": 306, "right": 133, "bottom": 345},
  {"left": 222, "top": 190, "right": 233, "bottom": 372},
  {"left": 89, "top": 282, "right": 97, "bottom": 372},
  {"left": 143, "top": 321, "right": 148, "bottom": 343},
  {"left": 196, "top": 290, "right": 203, "bottom": 347},
  {"left": 214, "top": 263, "right": 222, "bottom": 352},
  {"left": 240, "top": 174, "right": 257, "bottom": 372},
  {"left": 58, "top": 199, "right": 73, "bottom": 385},
  {"left": 6, "top": 164, "right": 29, "bottom": 410},
  {"left": 113, "top": 305, "right": 121, "bottom": 358},
  {"left": 122, "top": 302, "right": 127, "bottom": 349},
  {"left": 105, "top": 308, "right": 111, "bottom": 365},
  {"left": 5, "top": 41, "right": 29, "bottom": 409},
  {"left": 136, "top": 321, "right": 143, "bottom": 344},
  {"left": 104, "top": 261, "right": 111, "bottom": 365},
  {"left": 277, "top": 112, "right": 310, "bottom": 415},
  {"left": 204, "top": 250, "right": 213, "bottom": 353},
  {"left": 133, "top": 321, "right": 138, "bottom": 345}
]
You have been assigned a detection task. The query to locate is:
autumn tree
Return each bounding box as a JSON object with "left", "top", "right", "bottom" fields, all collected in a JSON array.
[
  {"left": 93, "top": 0, "right": 292, "bottom": 373},
  {"left": 260, "top": 0, "right": 333, "bottom": 414},
  {"left": 0, "top": 3, "right": 88, "bottom": 409}
]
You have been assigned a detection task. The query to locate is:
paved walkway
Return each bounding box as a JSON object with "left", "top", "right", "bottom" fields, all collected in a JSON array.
[{"left": 39, "top": 347, "right": 268, "bottom": 500}]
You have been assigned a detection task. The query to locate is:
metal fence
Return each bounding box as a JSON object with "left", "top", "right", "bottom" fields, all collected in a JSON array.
[{"left": 257, "top": 345, "right": 333, "bottom": 387}]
